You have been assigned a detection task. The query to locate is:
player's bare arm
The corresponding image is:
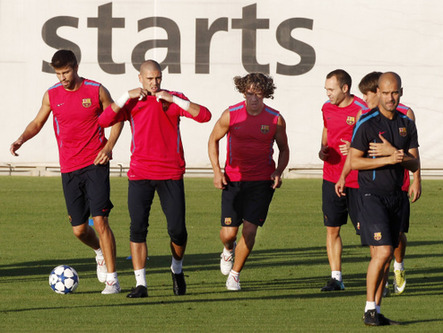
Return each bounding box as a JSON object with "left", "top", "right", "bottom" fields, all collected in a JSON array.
[
  {"left": 155, "top": 90, "right": 201, "bottom": 118},
  {"left": 350, "top": 147, "right": 404, "bottom": 171},
  {"left": 318, "top": 127, "right": 329, "bottom": 161},
  {"left": 208, "top": 109, "right": 230, "bottom": 189},
  {"left": 401, "top": 147, "right": 420, "bottom": 173},
  {"left": 271, "top": 115, "right": 290, "bottom": 189},
  {"left": 10, "top": 91, "right": 52, "bottom": 156},
  {"left": 94, "top": 86, "right": 125, "bottom": 165}
]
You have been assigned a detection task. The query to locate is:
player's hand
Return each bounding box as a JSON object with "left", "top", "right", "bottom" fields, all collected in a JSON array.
[
  {"left": 408, "top": 179, "right": 422, "bottom": 203},
  {"left": 338, "top": 139, "right": 350, "bottom": 156},
  {"left": 154, "top": 90, "right": 173, "bottom": 103},
  {"left": 94, "top": 147, "right": 112, "bottom": 165},
  {"left": 213, "top": 170, "right": 227, "bottom": 189},
  {"left": 128, "top": 88, "right": 148, "bottom": 100},
  {"left": 334, "top": 177, "right": 347, "bottom": 197},
  {"left": 10, "top": 139, "right": 23, "bottom": 156},
  {"left": 318, "top": 145, "right": 329, "bottom": 161},
  {"left": 390, "top": 149, "right": 404, "bottom": 165},
  {"left": 368, "top": 133, "right": 396, "bottom": 157},
  {"left": 271, "top": 171, "right": 282, "bottom": 189}
]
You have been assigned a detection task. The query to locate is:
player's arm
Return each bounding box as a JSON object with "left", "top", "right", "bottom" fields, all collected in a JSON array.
[
  {"left": 271, "top": 115, "right": 290, "bottom": 189},
  {"left": 94, "top": 85, "right": 125, "bottom": 165},
  {"left": 335, "top": 154, "right": 351, "bottom": 197},
  {"left": 318, "top": 127, "right": 329, "bottom": 161},
  {"left": 208, "top": 109, "right": 230, "bottom": 189},
  {"left": 155, "top": 90, "right": 211, "bottom": 121},
  {"left": 350, "top": 146, "right": 404, "bottom": 171},
  {"left": 10, "top": 91, "right": 51, "bottom": 156},
  {"left": 401, "top": 147, "right": 420, "bottom": 173}
]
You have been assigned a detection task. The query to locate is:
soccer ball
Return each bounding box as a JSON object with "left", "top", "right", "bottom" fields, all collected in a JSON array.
[{"left": 49, "top": 265, "right": 79, "bottom": 294}]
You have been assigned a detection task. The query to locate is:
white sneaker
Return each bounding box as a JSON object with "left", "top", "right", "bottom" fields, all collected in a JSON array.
[
  {"left": 101, "top": 280, "right": 121, "bottom": 294},
  {"left": 220, "top": 252, "right": 234, "bottom": 276},
  {"left": 96, "top": 256, "right": 107, "bottom": 283},
  {"left": 226, "top": 273, "right": 241, "bottom": 291},
  {"left": 220, "top": 243, "right": 236, "bottom": 276}
]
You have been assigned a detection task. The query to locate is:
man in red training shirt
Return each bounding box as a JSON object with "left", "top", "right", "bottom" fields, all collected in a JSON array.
[
  {"left": 319, "top": 69, "right": 368, "bottom": 292},
  {"left": 208, "top": 73, "right": 289, "bottom": 291},
  {"left": 10, "top": 49, "right": 123, "bottom": 294},
  {"left": 99, "top": 60, "right": 211, "bottom": 298}
]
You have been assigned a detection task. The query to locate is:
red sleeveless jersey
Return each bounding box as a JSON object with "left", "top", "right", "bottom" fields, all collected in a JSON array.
[
  {"left": 321, "top": 96, "right": 368, "bottom": 188},
  {"left": 224, "top": 101, "right": 279, "bottom": 182},
  {"left": 48, "top": 79, "right": 106, "bottom": 173}
]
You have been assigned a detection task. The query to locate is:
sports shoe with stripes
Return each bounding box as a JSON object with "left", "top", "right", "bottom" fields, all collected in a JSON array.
[
  {"left": 226, "top": 273, "right": 241, "bottom": 291},
  {"left": 95, "top": 256, "right": 107, "bottom": 283}
]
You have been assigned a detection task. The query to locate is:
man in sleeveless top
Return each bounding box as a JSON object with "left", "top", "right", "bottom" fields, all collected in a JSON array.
[
  {"left": 10, "top": 50, "right": 123, "bottom": 294},
  {"left": 208, "top": 73, "right": 290, "bottom": 291}
]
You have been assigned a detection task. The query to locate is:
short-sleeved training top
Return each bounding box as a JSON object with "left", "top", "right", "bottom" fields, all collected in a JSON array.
[
  {"left": 321, "top": 96, "right": 368, "bottom": 188},
  {"left": 351, "top": 108, "right": 419, "bottom": 194}
]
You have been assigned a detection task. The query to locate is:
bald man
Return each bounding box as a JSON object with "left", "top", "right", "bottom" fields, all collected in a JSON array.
[
  {"left": 99, "top": 60, "right": 212, "bottom": 298},
  {"left": 350, "top": 72, "right": 420, "bottom": 326}
]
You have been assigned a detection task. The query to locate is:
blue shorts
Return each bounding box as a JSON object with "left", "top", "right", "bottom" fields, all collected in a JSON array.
[
  {"left": 358, "top": 191, "right": 403, "bottom": 247},
  {"left": 221, "top": 181, "right": 275, "bottom": 227},
  {"left": 61, "top": 163, "right": 113, "bottom": 226},
  {"left": 128, "top": 179, "right": 187, "bottom": 245},
  {"left": 322, "top": 180, "right": 360, "bottom": 234}
]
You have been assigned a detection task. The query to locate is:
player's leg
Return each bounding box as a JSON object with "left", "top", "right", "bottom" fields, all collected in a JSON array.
[
  {"left": 86, "top": 164, "right": 120, "bottom": 294},
  {"left": 219, "top": 182, "right": 241, "bottom": 275},
  {"left": 127, "top": 179, "right": 154, "bottom": 298},
  {"left": 226, "top": 181, "right": 274, "bottom": 291},
  {"left": 393, "top": 191, "right": 409, "bottom": 294},
  {"left": 62, "top": 167, "right": 111, "bottom": 288},
  {"left": 321, "top": 180, "right": 347, "bottom": 291},
  {"left": 158, "top": 179, "right": 188, "bottom": 295}
]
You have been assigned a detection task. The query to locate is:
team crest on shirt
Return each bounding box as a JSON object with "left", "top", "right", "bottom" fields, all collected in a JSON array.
[
  {"left": 346, "top": 116, "right": 355, "bottom": 125},
  {"left": 82, "top": 98, "right": 92, "bottom": 108},
  {"left": 224, "top": 217, "right": 232, "bottom": 225},
  {"left": 260, "top": 125, "right": 270, "bottom": 134},
  {"left": 374, "top": 232, "right": 382, "bottom": 241},
  {"left": 399, "top": 127, "right": 407, "bottom": 137}
]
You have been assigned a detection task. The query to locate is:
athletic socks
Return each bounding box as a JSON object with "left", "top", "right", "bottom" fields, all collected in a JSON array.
[
  {"left": 106, "top": 271, "right": 118, "bottom": 283},
  {"left": 94, "top": 248, "right": 104, "bottom": 259},
  {"left": 223, "top": 246, "right": 234, "bottom": 256},
  {"left": 394, "top": 260, "right": 404, "bottom": 271},
  {"left": 365, "top": 301, "right": 376, "bottom": 312},
  {"left": 171, "top": 257, "right": 183, "bottom": 274},
  {"left": 134, "top": 268, "right": 147, "bottom": 287},
  {"left": 331, "top": 270, "right": 342, "bottom": 282}
]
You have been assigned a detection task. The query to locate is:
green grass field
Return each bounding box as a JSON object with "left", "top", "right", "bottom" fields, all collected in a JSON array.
[{"left": 0, "top": 177, "right": 442, "bottom": 332}]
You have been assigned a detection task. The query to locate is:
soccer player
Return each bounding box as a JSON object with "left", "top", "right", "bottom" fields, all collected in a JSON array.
[
  {"left": 10, "top": 49, "right": 123, "bottom": 294},
  {"left": 350, "top": 72, "right": 420, "bottom": 326},
  {"left": 98, "top": 60, "right": 211, "bottom": 298},
  {"left": 319, "top": 69, "right": 368, "bottom": 291},
  {"left": 208, "top": 73, "right": 290, "bottom": 291},
  {"left": 358, "top": 71, "right": 421, "bottom": 295}
]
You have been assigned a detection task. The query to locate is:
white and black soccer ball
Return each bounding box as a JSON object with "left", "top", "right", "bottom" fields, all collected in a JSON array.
[{"left": 49, "top": 265, "right": 79, "bottom": 294}]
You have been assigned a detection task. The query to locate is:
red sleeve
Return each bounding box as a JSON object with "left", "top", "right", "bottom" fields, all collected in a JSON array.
[
  {"left": 99, "top": 104, "right": 129, "bottom": 127},
  {"left": 191, "top": 105, "right": 212, "bottom": 123}
]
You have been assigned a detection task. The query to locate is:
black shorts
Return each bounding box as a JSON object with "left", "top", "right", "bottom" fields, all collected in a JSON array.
[
  {"left": 400, "top": 191, "right": 410, "bottom": 233},
  {"left": 62, "top": 163, "right": 113, "bottom": 227},
  {"left": 322, "top": 180, "right": 360, "bottom": 234},
  {"left": 221, "top": 181, "right": 275, "bottom": 227},
  {"left": 358, "top": 191, "right": 403, "bottom": 247},
  {"left": 128, "top": 179, "right": 187, "bottom": 245}
]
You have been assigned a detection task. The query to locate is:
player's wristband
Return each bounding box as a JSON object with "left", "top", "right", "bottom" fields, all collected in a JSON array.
[
  {"left": 115, "top": 91, "right": 130, "bottom": 108},
  {"left": 172, "top": 95, "right": 190, "bottom": 111}
]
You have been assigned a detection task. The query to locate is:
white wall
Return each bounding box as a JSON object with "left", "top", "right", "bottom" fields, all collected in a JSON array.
[{"left": 1, "top": 0, "right": 442, "bottom": 170}]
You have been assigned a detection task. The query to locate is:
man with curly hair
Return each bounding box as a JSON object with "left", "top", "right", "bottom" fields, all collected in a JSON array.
[{"left": 208, "top": 73, "right": 290, "bottom": 291}]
